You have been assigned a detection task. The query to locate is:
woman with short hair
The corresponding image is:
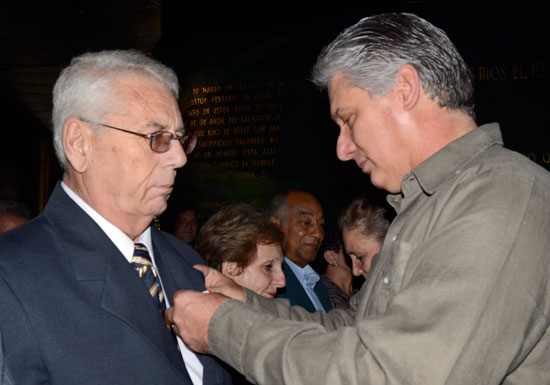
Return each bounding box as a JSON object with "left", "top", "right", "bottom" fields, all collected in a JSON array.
[{"left": 196, "top": 203, "right": 286, "bottom": 298}]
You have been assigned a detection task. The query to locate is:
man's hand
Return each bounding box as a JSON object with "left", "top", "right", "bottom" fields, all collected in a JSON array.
[
  {"left": 194, "top": 264, "right": 246, "bottom": 302},
  {"left": 165, "top": 290, "right": 230, "bottom": 354}
]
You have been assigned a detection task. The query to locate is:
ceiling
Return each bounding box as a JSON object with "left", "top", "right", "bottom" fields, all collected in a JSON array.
[
  {"left": 1, "top": 1, "right": 547, "bottom": 134},
  {"left": 0, "top": 1, "right": 434, "bottom": 130},
  {"left": 0, "top": 0, "right": 163, "bottom": 128}
]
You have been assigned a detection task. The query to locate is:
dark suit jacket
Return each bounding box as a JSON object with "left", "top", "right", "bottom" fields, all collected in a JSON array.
[
  {"left": 276, "top": 260, "right": 332, "bottom": 313},
  {"left": 0, "top": 183, "right": 231, "bottom": 384}
]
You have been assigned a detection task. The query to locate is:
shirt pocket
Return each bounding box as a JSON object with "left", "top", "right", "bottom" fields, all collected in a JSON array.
[{"left": 366, "top": 239, "right": 416, "bottom": 315}]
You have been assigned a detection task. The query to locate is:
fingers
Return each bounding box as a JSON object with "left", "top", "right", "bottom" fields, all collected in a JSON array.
[
  {"left": 190, "top": 266, "right": 247, "bottom": 302},
  {"left": 164, "top": 302, "right": 180, "bottom": 335},
  {"left": 166, "top": 289, "right": 228, "bottom": 354},
  {"left": 165, "top": 307, "right": 174, "bottom": 325}
]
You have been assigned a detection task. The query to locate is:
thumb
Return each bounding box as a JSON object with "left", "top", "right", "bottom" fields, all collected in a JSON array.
[{"left": 193, "top": 264, "right": 210, "bottom": 276}]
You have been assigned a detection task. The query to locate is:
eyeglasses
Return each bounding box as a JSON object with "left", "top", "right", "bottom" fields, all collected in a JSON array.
[{"left": 80, "top": 118, "right": 197, "bottom": 154}]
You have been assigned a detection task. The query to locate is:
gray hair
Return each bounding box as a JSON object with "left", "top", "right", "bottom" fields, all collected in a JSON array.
[
  {"left": 265, "top": 190, "right": 291, "bottom": 224},
  {"left": 312, "top": 13, "right": 475, "bottom": 118},
  {"left": 338, "top": 193, "right": 390, "bottom": 244},
  {"left": 51, "top": 49, "right": 180, "bottom": 169}
]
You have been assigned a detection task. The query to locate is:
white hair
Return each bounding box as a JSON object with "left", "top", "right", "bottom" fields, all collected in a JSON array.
[
  {"left": 312, "top": 13, "right": 475, "bottom": 118},
  {"left": 51, "top": 49, "right": 180, "bottom": 169}
]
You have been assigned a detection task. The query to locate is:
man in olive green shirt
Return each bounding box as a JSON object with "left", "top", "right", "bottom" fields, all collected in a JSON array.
[{"left": 167, "top": 13, "right": 550, "bottom": 384}]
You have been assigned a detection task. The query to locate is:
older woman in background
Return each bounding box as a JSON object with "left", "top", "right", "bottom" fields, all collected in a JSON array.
[
  {"left": 196, "top": 203, "right": 286, "bottom": 298},
  {"left": 338, "top": 194, "right": 392, "bottom": 280}
]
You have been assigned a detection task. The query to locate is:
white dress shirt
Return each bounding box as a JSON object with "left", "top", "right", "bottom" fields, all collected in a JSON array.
[{"left": 61, "top": 182, "right": 203, "bottom": 385}]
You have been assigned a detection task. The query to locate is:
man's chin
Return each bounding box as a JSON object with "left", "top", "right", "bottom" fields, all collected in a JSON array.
[
  {"left": 370, "top": 173, "right": 402, "bottom": 194},
  {"left": 300, "top": 252, "right": 319, "bottom": 265},
  {"left": 150, "top": 200, "right": 169, "bottom": 218}
]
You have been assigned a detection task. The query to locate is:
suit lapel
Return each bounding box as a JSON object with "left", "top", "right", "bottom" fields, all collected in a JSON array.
[
  {"left": 281, "top": 261, "right": 332, "bottom": 312},
  {"left": 43, "top": 184, "right": 192, "bottom": 383},
  {"left": 151, "top": 229, "right": 205, "bottom": 300},
  {"left": 152, "top": 230, "right": 227, "bottom": 384},
  {"left": 100, "top": 255, "right": 190, "bottom": 381},
  {"left": 281, "top": 261, "right": 316, "bottom": 312}
]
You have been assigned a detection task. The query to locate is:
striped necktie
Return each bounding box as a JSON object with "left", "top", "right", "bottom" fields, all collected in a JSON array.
[{"left": 131, "top": 243, "right": 166, "bottom": 313}]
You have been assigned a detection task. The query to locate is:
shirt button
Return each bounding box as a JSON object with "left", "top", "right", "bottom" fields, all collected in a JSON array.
[{"left": 383, "top": 277, "right": 390, "bottom": 285}]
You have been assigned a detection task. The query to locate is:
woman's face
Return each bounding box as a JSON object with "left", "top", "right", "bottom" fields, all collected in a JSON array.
[
  {"left": 222, "top": 243, "right": 286, "bottom": 298},
  {"left": 342, "top": 227, "right": 382, "bottom": 279}
]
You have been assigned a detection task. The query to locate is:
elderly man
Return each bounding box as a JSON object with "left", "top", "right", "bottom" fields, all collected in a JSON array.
[
  {"left": 166, "top": 13, "right": 550, "bottom": 385},
  {"left": 267, "top": 189, "right": 332, "bottom": 312},
  {"left": 0, "top": 50, "right": 230, "bottom": 384}
]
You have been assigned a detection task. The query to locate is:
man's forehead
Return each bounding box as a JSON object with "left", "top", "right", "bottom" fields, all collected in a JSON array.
[
  {"left": 287, "top": 193, "right": 323, "bottom": 217},
  {"left": 328, "top": 73, "right": 362, "bottom": 118},
  {"left": 114, "top": 76, "right": 182, "bottom": 120},
  {"left": 178, "top": 211, "right": 197, "bottom": 219},
  {"left": 328, "top": 72, "right": 349, "bottom": 98}
]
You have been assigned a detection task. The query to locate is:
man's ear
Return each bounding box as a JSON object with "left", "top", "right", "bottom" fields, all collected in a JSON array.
[
  {"left": 62, "top": 117, "right": 90, "bottom": 173},
  {"left": 221, "top": 261, "right": 241, "bottom": 277},
  {"left": 394, "top": 63, "right": 421, "bottom": 111}
]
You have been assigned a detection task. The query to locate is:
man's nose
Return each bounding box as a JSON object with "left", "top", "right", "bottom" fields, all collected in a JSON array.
[
  {"left": 336, "top": 128, "right": 356, "bottom": 161},
  {"left": 169, "top": 138, "right": 187, "bottom": 169},
  {"left": 310, "top": 221, "right": 324, "bottom": 239}
]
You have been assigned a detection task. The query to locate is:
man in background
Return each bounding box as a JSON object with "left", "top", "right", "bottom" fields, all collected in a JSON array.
[
  {"left": 172, "top": 207, "right": 199, "bottom": 247},
  {"left": 267, "top": 189, "right": 331, "bottom": 312}
]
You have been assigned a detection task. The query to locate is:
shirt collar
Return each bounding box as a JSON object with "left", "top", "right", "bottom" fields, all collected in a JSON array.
[
  {"left": 285, "top": 257, "right": 320, "bottom": 289},
  {"left": 60, "top": 181, "right": 152, "bottom": 262},
  {"left": 388, "top": 123, "right": 503, "bottom": 208}
]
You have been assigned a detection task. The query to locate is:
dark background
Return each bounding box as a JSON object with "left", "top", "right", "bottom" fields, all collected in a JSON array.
[{"left": 1, "top": 1, "right": 548, "bottom": 225}]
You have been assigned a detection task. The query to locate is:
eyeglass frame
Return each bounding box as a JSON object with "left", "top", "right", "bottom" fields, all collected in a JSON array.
[{"left": 79, "top": 118, "right": 197, "bottom": 154}]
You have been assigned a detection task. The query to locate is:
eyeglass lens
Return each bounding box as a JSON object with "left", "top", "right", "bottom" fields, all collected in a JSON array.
[
  {"left": 182, "top": 135, "right": 197, "bottom": 154},
  {"left": 151, "top": 132, "right": 197, "bottom": 154}
]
